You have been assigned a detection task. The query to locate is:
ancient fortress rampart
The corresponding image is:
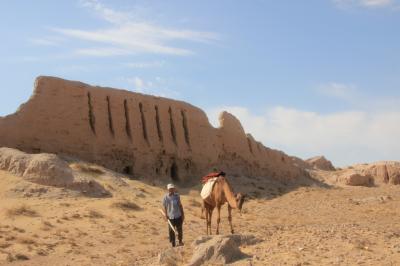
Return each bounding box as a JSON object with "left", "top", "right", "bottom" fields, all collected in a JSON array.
[{"left": 0, "top": 76, "right": 306, "bottom": 182}]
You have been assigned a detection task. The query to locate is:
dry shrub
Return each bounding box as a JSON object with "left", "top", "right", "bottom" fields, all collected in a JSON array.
[
  {"left": 8, "top": 253, "right": 30, "bottom": 262},
  {"left": 70, "top": 162, "right": 104, "bottom": 175},
  {"left": 87, "top": 209, "right": 104, "bottom": 219},
  {"left": 188, "top": 198, "right": 202, "bottom": 207},
  {"left": 18, "top": 238, "right": 36, "bottom": 245},
  {"left": 138, "top": 188, "right": 147, "bottom": 193},
  {"left": 6, "top": 205, "right": 39, "bottom": 217},
  {"left": 37, "top": 249, "right": 48, "bottom": 256},
  {"left": 71, "top": 213, "right": 82, "bottom": 219},
  {"left": 13, "top": 227, "right": 25, "bottom": 233},
  {"left": 15, "top": 253, "right": 29, "bottom": 261},
  {"left": 41, "top": 221, "right": 54, "bottom": 231},
  {"left": 0, "top": 242, "right": 12, "bottom": 249},
  {"left": 112, "top": 200, "right": 142, "bottom": 211}
]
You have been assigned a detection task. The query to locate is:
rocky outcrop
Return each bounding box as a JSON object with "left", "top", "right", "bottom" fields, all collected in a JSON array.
[
  {"left": 0, "top": 76, "right": 307, "bottom": 182},
  {"left": 340, "top": 173, "right": 374, "bottom": 187},
  {"left": 0, "top": 147, "right": 109, "bottom": 196},
  {"left": 188, "top": 234, "right": 259, "bottom": 266},
  {"left": 306, "top": 156, "right": 335, "bottom": 171},
  {"left": 315, "top": 161, "right": 400, "bottom": 187},
  {"left": 360, "top": 162, "right": 400, "bottom": 185},
  {"left": 0, "top": 147, "right": 73, "bottom": 187}
]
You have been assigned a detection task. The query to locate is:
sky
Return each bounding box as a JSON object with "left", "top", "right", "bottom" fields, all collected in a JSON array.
[{"left": 0, "top": 0, "right": 399, "bottom": 167}]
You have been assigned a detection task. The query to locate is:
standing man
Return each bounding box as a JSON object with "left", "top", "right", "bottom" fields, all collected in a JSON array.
[{"left": 162, "top": 183, "right": 185, "bottom": 247}]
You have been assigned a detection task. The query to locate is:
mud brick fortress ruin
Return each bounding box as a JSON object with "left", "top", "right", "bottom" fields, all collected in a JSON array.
[{"left": 0, "top": 76, "right": 306, "bottom": 183}]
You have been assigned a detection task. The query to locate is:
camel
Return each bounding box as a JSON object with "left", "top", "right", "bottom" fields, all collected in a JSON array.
[{"left": 202, "top": 175, "right": 245, "bottom": 235}]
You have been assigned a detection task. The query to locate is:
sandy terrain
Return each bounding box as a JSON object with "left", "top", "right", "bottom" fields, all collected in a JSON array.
[{"left": 0, "top": 165, "right": 399, "bottom": 266}]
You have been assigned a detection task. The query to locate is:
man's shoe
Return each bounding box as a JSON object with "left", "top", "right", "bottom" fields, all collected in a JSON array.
[{"left": 178, "top": 242, "right": 184, "bottom": 246}]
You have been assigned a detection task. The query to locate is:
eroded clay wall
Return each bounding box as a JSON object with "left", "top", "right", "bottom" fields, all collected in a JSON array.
[{"left": 0, "top": 76, "right": 306, "bottom": 182}]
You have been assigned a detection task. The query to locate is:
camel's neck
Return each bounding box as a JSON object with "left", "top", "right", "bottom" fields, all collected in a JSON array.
[{"left": 221, "top": 178, "right": 238, "bottom": 208}]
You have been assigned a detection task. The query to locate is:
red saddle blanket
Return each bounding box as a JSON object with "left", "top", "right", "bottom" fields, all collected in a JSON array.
[{"left": 202, "top": 172, "right": 221, "bottom": 184}]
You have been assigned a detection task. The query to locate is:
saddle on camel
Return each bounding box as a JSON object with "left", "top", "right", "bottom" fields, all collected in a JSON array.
[{"left": 200, "top": 171, "right": 245, "bottom": 235}]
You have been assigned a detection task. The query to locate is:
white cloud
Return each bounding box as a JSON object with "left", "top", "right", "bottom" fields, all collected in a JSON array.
[
  {"left": 317, "top": 82, "right": 400, "bottom": 111},
  {"left": 122, "top": 61, "right": 165, "bottom": 68},
  {"left": 132, "top": 77, "right": 145, "bottom": 90},
  {"left": 207, "top": 105, "right": 400, "bottom": 167},
  {"left": 119, "top": 76, "right": 181, "bottom": 98},
  {"left": 333, "top": 0, "right": 397, "bottom": 8},
  {"left": 43, "top": 0, "right": 219, "bottom": 57},
  {"left": 29, "top": 38, "right": 59, "bottom": 46},
  {"left": 317, "top": 82, "right": 357, "bottom": 101}
]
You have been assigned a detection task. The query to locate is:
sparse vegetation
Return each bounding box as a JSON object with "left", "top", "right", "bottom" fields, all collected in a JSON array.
[
  {"left": 36, "top": 249, "right": 48, "bottom": 256},
  {"left": 7, "top": 253, "right": 30, "bottom": 262},
  {"left": 70, "top": 162, "right": 105, "bottom": 175},
  {"left": 112, "top": 200, "right": 142, "bottom": 211},
  {"left": 6, "top": 205, "right": 39, "bottom": 217},
  {"left": 14, "top": 253, "right": 30, "bottom": 261},
  {"left": 188, "top": 198, "right": 202, "bottom": 207},
  {"left": 0, "top": 242, "right": 12, "bottom": 249},
  {"left": 18, "top": 237, "right": 36, "bottom": 245},
  {"left": 87, "top": 209, "right": 105, "bottom": 219},
  {"left": 41, "top": 220, "right": 54, "bottom": 231}
]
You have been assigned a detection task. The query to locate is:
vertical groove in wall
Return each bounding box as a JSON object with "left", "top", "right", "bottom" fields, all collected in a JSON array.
[
  {"left": 139, "top": 102, "right": 148, "bottom": 142},
  {"left": 87, "top": 92, "right": 96, "bottom": 134},
  {"left": 247, "top": 137, "right": 254, "bottom": 154},
  {"left": 168, "top": 107, "right": 177, "bottom": 145},
  {"left": 124, "top": 99, "right": 132, "bottom": 140},
  {"left": 155, "top": 105, "right": 163, "bottom": 142},
  {"left": 181, "top": 110, "right": 190, "bottom": 146},
  {"left": 257, "top": 143, "right": 261, "bottom": 153},
  {"left": 106, "top": 96, "right": 114, "bottom": 136}
]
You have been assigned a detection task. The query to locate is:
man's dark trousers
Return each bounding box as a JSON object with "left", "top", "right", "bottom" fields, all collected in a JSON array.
[{"left": 168, "top": 216, "right": 183, "bottom": 247}]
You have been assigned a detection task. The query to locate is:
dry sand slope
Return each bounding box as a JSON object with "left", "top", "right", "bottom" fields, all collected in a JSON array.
[{"left": 0, "top": 163, "right": 399, "bottom": 265}]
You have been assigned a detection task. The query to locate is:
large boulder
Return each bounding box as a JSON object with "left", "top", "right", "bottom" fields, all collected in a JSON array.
[
  {"left": 341, "top": 173, "right": 374, "bottom": 187},
  {"left": 188, "top": 234, "right": 259, "bottom": 266},
  {"left": 306, "top": 156, "right": 335, "bottom": 171}
]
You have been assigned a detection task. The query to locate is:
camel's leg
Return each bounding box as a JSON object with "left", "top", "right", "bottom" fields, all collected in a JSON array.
[
  {"left": 208, "top": 209, "right": 213, "bottom": 235},
  {"left": 204, "top": 206, "right": 208, "bottom": 235},
  {"left": 200, "top": 205, "right": 205, "bottom": 219},
  {"left": 216, "top": 205, "right": 221, "bottom": 235},
  {"left": 228, "top": 204, "right": 234, "bottom": 234}
]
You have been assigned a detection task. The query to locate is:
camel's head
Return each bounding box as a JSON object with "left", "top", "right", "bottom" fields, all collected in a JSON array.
[{"left": 235, "top": 193, "right": 246, "bottom": 212}]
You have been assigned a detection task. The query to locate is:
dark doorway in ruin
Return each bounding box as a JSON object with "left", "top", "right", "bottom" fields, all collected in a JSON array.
[
  {"left": 170, "top": 162, "right": 179, "bottom": 181},
  {"left": 123, "top": 165, "right": 133, "bottom": 176}
]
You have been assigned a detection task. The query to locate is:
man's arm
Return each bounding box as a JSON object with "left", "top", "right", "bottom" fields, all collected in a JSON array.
[
  {"left": 164, "top": 207, "right": 168, "bottom": 220},
  {"left": 162, "top": 196, "right": 168, "bottom": 220},
  {"left": 179, "top": 198, "right": 185, "bottom": 222}
]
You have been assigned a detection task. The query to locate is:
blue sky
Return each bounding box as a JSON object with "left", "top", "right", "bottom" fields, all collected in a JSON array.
[{"left": 1, "top": 0, "right": 400, "bottom": 166}]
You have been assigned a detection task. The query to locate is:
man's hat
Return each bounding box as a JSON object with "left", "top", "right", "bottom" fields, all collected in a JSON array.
[{"left": 167, "top": 183, "right": 175, "bottom": 189}]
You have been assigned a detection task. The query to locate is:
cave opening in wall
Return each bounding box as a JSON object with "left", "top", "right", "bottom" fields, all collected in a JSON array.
[
  {"left": 123, "top": 165, "right": 133, "bottom": 175},
  {"left": 170, "top": 162, "right": 179, "bottom": 181}
]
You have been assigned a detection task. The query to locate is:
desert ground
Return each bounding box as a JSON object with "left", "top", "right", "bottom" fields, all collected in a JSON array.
[{"left": 0, "top": 163, "right": 399, "bottom": 266}]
